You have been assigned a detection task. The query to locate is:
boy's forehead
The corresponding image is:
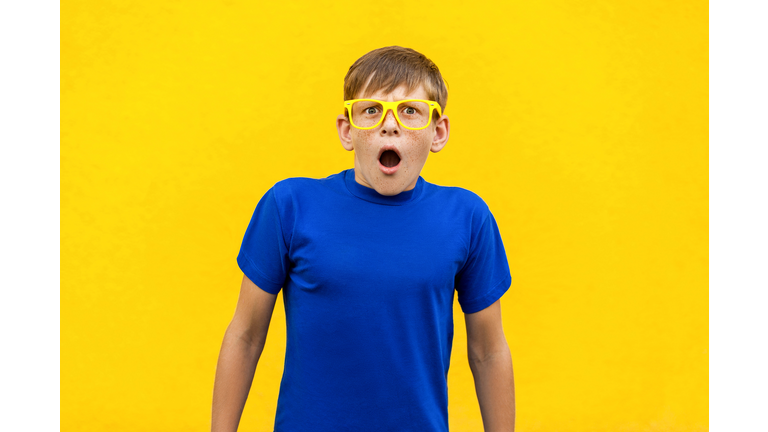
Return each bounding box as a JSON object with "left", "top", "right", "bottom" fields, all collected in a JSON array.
[{"left": 357, "top": 82, "right": 429, "bottom": 101}]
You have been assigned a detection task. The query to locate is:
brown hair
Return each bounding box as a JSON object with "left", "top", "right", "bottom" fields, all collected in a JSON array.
[{"left": 343, "top": 46, "right": 448, "bottom": 120}]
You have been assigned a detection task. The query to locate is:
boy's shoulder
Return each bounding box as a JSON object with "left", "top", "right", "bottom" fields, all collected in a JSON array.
[
  {"left": 269, "top": 171, "right": 344, "bottom": 200},
  {"left": 272, "top": 174, "right": 320, "bottom": 190},
  {"left": 428, "top": 182, "right": 491, "bottom": 213},
  {"left": 430, "top": 182, "right": 484, "bottom": 199}
]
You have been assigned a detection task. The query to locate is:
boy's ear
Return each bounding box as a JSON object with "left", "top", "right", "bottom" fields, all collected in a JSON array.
[
  {"left": 430, "top": 115, "right": 450, "bottom": 153},
  {"left": 337, "top": 114, "right": 354, "bottom": 151}
]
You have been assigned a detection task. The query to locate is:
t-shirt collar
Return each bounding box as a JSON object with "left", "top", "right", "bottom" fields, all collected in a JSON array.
[{"left": 343, "top": 168, "right": 424, "bottom": 206}]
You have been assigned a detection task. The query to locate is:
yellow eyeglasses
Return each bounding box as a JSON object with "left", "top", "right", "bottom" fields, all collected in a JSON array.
[{"left": 344, "top": 99, "right": 442, "bottom": 130}]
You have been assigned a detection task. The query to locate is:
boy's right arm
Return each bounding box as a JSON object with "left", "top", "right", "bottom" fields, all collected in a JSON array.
[{"left": 211, "top": 274, "right": 279, "bottom": 432}]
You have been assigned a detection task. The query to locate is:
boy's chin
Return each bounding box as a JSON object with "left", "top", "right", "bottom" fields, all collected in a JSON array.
[
  {"left": 373, "top": 174, "right": 419, "bottom": 196},
  {"left": 373, "top": 184, "right": 405, "bottom": 196}
]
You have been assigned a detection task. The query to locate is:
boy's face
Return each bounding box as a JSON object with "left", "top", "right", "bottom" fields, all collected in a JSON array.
[{"left": 336, "top": 82, "right": 450, "bottom": 196}]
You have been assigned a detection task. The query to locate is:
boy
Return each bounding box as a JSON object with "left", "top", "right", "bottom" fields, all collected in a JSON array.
[{"left": 212, "top": 46, "right": 515, "bottom": 432}]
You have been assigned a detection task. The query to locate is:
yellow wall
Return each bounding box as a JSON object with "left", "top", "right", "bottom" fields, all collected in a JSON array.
[{"left": 62, "top": 1, "right": 708, "bottom": 431}]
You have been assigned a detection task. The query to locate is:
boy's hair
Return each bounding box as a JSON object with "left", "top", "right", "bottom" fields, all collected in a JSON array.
[{"left": 343, "top": 46, "right": 448, "bottom": 120}]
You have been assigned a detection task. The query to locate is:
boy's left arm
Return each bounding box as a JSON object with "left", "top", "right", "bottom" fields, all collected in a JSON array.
[{"left": 465, "top": 299, "right": 515, "bottom": 432}]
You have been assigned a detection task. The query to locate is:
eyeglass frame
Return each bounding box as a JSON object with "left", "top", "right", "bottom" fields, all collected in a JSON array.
[{"left": 343, "top": 99, "right": 443, "bottom": 131}]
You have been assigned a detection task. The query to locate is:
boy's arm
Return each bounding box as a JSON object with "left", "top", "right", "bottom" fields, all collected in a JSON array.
[
  {"left": 465, "top": 299, "right": 516, "bottom": 432},
  {"left": 211, "top": 274, "right": 279, "bottom": 432}
]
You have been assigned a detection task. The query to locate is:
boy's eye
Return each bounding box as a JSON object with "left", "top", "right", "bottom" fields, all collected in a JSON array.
[
  {"left": 365, "top": 107, "right": 378, "bottom": 115},
  {"left": 403, "top": 107, "right": 416, "bottom": 115}
]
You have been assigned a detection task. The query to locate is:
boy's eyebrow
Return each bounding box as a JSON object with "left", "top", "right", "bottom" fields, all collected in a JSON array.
[{"left": 355, "top": 97, "right": 432, "bottom": 101}]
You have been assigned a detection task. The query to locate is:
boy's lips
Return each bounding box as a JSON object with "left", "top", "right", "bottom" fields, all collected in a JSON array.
[
  {"left": 377, "top": 145, "right": 402, "bottom": 175},
  {"left": 377, "top": 144, "right": 402, "bottom": 160}
]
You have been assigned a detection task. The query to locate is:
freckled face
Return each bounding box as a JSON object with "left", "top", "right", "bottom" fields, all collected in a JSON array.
[{"left": 337, "top": 84, "right": 448, "bottom": 196}]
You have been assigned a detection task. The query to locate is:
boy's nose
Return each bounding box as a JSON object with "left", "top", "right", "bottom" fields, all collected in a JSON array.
[{"left": 380, "top": 109, "right": 400, "bottom": 134}]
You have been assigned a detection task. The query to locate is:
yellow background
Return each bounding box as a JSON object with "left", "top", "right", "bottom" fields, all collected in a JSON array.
[{"left": 62, "top": 1, "right": 708, "bottom": 431}]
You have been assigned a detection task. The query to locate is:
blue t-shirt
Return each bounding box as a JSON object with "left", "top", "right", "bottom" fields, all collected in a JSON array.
[{"left": 237, "top": 168, "right": 512, "bottom": 432}]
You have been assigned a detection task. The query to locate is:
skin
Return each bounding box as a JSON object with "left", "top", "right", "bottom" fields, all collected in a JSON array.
[
  {"left": 336, "top": 82, "right": 450, "bottom": 196},
  {"left": 466, "top": 299, "right": 516, "bottom": 432}
]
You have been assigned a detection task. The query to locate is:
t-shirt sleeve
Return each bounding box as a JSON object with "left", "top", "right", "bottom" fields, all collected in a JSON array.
[
  {"left": 236, "top": 186, "right": 290, "bottom": 295},
  {"left": 455, "top": 211, "right": 512, "bottom": 314}
]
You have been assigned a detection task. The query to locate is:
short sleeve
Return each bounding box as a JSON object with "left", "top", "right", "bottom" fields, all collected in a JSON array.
[
  {"left": 455, "top": 211, "right": 512, "bottom": 314},
  {"left": 236, "top": 186, "right": 290, "bottom": 294}
]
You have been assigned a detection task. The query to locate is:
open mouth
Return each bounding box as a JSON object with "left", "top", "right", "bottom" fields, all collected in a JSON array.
[{"left": 379, "top": 150, "right": 401, "bottom": 168}]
